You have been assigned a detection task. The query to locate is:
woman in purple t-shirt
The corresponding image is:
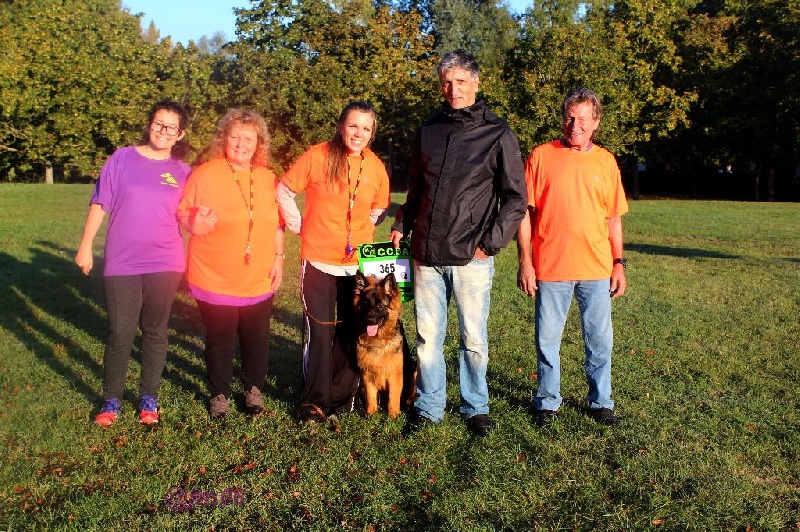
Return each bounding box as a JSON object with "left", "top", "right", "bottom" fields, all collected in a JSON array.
[{"left": 76, "top": 101, "right": 191, "bottom": 427}]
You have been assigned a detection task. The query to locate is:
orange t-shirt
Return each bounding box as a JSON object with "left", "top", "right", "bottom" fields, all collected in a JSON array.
[
  {"left": 281, "top": 142, "right": 390, "bottom": 265},
  {"left": 178, "top": 158, "right": 283, "bottom": 296},
  {"left": 526, "top": 140, "right": 628, "bottom": 281}
]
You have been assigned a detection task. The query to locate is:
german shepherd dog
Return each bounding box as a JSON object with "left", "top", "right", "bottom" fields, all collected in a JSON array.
[{"left": 353, "top": 270, "right": 417, "bottom": 418}]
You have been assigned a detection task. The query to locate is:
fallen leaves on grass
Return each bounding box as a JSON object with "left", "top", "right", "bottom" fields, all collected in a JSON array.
[
  {"left": 36, "top": 453, "right": 73, "bottom": 477},
  {"left": 233, "top": 462, "right": 257, "bottom": 475},
  {"left": 287, "top": 463, "right": 301, "bottom": 482},
  {"left": 11, "top": 485, "right": 46, "bottom": 512},
  {"left": 296, "top": 506, "right": 312, "bottom": 522},
  {"left": 37, "top": 466, "right": 63, "bottom": 476}
]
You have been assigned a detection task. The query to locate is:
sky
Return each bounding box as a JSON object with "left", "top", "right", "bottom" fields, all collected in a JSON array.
[{"left": 122, "top": 0, "right": 532, "bottom": 46}]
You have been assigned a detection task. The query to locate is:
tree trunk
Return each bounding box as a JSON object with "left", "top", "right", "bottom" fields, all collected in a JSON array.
[
  {"left": 754, "top": 164, "right": 761, "bottom": 201},
  {"left": 45, "top": 161, "right": 54, "bottom": 184},
  {"left": 766, "top": 167, "right": 775, "bottom": 201}
]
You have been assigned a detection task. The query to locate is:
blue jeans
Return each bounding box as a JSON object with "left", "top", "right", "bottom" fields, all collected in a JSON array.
[
  {"left": 413, "top": 258, "right": 494, "bottom": 422},
  {"left": 535, "top": 279, "right": 614, "bottom": 412}
]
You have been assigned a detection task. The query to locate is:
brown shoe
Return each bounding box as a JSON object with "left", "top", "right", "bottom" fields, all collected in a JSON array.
[
  {"left": 244, "top": 386, "right": 265, "bottom": 415},
  {"left": 209, "top": 394, "right": 230, "bottom": 419}
]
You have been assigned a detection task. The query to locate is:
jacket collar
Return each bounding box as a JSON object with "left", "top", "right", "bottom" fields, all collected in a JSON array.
[{"left": 441, "top": 100, "right": 486, "bottom": 123}]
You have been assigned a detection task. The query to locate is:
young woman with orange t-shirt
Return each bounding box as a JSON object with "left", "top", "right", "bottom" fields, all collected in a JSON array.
[{"left": 277, "top": 101, "right": 390, "bottom": 424}]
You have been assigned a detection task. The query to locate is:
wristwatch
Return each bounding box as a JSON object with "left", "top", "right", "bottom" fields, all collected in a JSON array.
[{"left": 613, "top": 258, "right": 627, "bottom": 269}]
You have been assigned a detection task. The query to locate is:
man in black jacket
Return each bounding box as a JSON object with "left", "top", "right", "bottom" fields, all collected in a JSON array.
[{"left": 391, "top": 49, "right": 527, "bottom": 436}]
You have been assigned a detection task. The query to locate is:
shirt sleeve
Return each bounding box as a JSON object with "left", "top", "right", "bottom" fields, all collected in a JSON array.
[
  {"left": 177, "top": 165, "right": 205, "bottom": 218},
  {"left": 90, "top": 148, "right": 122, "bottom": 210},
  {"left": 276, "top": 181, "right": 301, "bottom": 234},
  {"left": 391, "top": 128, "right": 422, "bottom": 235},
  {"left": 479, "top": 128, "right": 528, "bottom": 255},
  {"left": 524, "top": 148, "right": 538, "bottom": 211},
  {"left": 371, "top": 155, "right": 391, "bottom": 210},
  {"left": 606, "top": 154, "right": 629, "bottom": 218},
  {"left": 281, "top": 147, "right": 316, "bottom": 194}
]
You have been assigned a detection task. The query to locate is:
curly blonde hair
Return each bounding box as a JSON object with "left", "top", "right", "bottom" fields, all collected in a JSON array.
[{"left": 208, "top": 109, "right": 270, "bottom": 167}]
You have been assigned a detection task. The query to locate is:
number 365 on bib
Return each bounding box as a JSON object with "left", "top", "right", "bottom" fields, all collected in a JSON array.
[{"left": 357, "top": 241, "right": 414, "bottom": 302}]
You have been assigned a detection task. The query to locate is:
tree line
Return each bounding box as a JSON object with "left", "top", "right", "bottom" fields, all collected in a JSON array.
[{"left": 1, "top": 0, "right": 798, "bottom": 200}]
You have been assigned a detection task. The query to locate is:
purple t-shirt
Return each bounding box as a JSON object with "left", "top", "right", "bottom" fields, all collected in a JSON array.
[{"left": 91, "top": 146, "right": 190, "bottom": 276}]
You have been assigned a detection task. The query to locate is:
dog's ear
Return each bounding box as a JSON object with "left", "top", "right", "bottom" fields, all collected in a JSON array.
[
  {"left": 381, "top": 272, "right": 397, "bottom": 295},
  {"left": 355, "top": 270, "right": 367, "bottom": 292}
]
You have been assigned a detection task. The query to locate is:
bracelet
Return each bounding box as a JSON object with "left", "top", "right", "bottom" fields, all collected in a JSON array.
[
  {"left": 612, "top": 258, "right": 627, "bottom": 269},
  {"left": 275, "top": 253, "right": 285, "bottom": 258}
]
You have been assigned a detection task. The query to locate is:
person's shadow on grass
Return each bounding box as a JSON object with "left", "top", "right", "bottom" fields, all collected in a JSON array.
[
  {"left": 0, "top": 241, "right": 303, "bottom": 416},
  {"left": 0, "top": 242, "right": 107, "bottom": 404}
]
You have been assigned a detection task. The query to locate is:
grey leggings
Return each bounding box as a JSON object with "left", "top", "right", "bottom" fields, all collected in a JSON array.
[{"left": 102, "top": 272, "right": 182, "bottom": 400}]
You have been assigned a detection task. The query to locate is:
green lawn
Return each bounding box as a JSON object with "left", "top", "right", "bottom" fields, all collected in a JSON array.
[{"left": 0, "top": 184, "right": 798, "bottom": 530}]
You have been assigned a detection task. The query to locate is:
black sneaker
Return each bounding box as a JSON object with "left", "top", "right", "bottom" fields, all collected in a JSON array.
[
  {"left": 402, "top": 412, "right": 435, "bottom": 437},
  {"left": 534, "top": 409, "right": 558, "bottom": 427},
  {"left": 589, "top": 407, "right": 618, "bottom": 426},
  {"left": 465, "top": 414, "right": 492, "bottom": 436},
  {"left": 297, "top": 403, "right": 326, "bottom": 424}
]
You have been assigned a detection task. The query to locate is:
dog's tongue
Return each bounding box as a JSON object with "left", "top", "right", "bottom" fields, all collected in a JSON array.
[{"left": 367, "top": 324, "right": 379, "bottom": 337}]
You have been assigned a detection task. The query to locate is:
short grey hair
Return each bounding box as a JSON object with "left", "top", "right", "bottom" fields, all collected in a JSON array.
[
  {"left": 562, "top": 88, "right": 603, "bottom": 121},
  {"left": 437, "top": 49, "right": 480, "bottom": 80}
]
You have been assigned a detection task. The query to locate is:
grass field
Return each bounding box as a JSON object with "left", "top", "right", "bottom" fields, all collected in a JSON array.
[{"left": 0, "top": 184, "right": 798, "bottom": 530}]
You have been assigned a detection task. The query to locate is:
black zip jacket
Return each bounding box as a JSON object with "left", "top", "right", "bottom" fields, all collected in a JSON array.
[{"left": 392, "top": 100, "right": 527, "bottom": 266}]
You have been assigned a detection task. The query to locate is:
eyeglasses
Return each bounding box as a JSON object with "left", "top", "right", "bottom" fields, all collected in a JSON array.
[{"left": 151, "top": 121, "right": 181, "bottom": 136}]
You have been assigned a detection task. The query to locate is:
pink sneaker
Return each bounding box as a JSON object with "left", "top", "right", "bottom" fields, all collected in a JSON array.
[
  {"left": 138, "top": 395, "right": 159, "bottom": 425},
  {"left": 94, "top": 398, "right": 121, "bottom": 426}
]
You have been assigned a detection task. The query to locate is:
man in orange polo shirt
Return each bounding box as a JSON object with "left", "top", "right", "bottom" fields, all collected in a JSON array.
[{"left": 517, "top": 88, "right": 629, "bottom": 427}]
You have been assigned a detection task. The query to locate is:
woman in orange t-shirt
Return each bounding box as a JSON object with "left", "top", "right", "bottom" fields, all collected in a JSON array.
[
  {"left": 277, "top": 101, "right": 390, "bottom": 423},
  {"left": 178, "top": 109, "right": 285, "bottom": 419}
]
